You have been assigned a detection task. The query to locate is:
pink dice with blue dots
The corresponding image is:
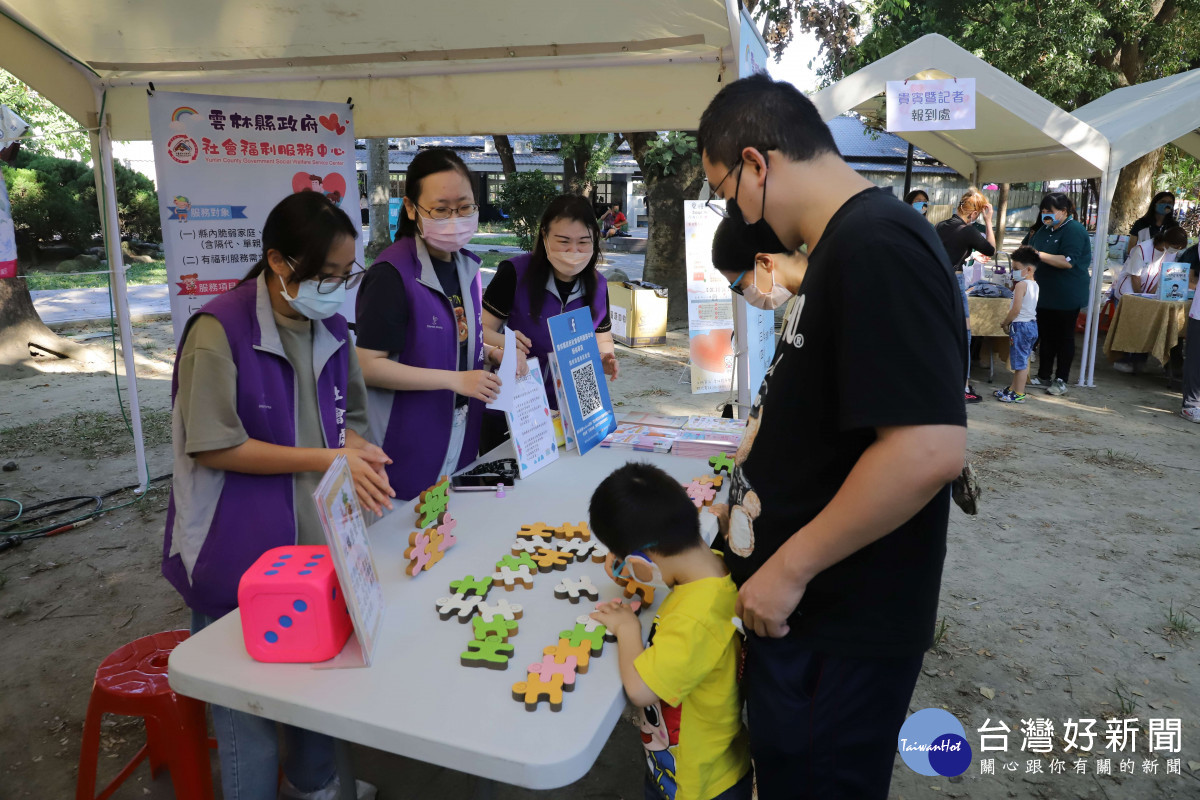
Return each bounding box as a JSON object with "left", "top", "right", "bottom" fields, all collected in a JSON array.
[{"left": 237, "top": 545, "right": 353, "bottom": 663}]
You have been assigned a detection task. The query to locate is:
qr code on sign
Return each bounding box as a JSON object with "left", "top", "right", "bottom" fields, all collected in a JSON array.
[{"left": 571, "top": 360, "right": 604, "bottom": 420}]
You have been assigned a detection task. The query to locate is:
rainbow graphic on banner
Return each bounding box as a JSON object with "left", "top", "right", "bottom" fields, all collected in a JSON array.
[{"left": 171, "top": 107, "right": 198, "bottom": 122}]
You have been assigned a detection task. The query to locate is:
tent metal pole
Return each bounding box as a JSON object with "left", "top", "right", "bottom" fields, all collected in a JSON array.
[
  {"left": 1078, "top": 164, "right": 1115, "bottom": 387},
  {"left": 89, "top": 93, "right": 149, "bottom": 493}
]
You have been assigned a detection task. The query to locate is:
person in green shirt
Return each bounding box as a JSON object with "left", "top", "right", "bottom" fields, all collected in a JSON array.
[{"left": 1026, "top": 192, "right": 1092, "bottom": 396}]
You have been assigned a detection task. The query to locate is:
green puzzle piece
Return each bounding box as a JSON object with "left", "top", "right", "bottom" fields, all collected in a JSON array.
[
  {"left": 416, "top": 479, "right": 450, "bottom": 527},
  {"left": 709, "top": 453, "right": 735, "bottom": 474},
  {"left": 559, "top": 622, "right": 607, "bottom": 654},
  {"left": 461, "top": 635, "right": 514, "bottom": 668},
  {"left": 495, "top": 552, "right": 536, "bottom": 572},
  {"left": 449, "top": 575, "right": 492, "bottom": 597},
  {"left": 472, "top": 616, "right": 519, "bottom": 642}
]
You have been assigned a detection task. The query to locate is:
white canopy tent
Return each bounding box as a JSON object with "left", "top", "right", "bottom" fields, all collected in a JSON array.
[
  {"left": 1071, "top": 69, "right": 1200, "bottom": 385},
  {"left": 1, "top": 0, "right": 742, "bottom": 490}
]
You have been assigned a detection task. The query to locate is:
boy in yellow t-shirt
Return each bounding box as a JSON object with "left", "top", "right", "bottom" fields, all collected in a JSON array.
[{"left": 589, "top": 463, "right": 752, "bottom": 800}]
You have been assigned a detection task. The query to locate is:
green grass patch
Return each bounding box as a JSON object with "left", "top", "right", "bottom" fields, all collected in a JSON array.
[
  {"left": 23, "top": 261, "right": 169, "bottom": 291},
  {"left": 0, "top": 409, "right": 172, "bottom": 459},
  {"left": 469, "top": 235, "right": 521, "bottom": 247},
  {"left": 477, "top": 252, "right": 511, "bottom": 272}
]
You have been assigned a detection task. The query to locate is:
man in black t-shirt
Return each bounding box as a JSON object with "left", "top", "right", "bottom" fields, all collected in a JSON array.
[{"left": 698, "top": 74, "right": 967, "bottom": 800}]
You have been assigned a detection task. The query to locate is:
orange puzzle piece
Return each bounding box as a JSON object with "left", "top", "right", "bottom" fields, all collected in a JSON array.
[
  {"left": 518, "top": 522, "right": 558, "bottom": 539},
  {"left": 553, "top": 522, "right": 591, "bottom": 541},
  {"left": 543, "top": 638, "right": 592, "bottom": 674},
  {"left": 622, "top": 579, "right": 655, "bottom": 606},
  {"left": 512, "top": 672, "right": 565, "bottom": 711}
]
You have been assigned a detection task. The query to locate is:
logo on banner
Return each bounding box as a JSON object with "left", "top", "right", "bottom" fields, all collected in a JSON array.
[
  {"left": 167, "top": 199, "right": 248, "bottom": 222},
  {"left": 177, "top": 273, "right": 241, "bottom": 297},
  {"left": 898, "top": 708, "right": 973, "bottom": 777},
  {"left": 167, "top": 135, "right": 198, "bottom": 164},
  {"left": 318, "top": 113, "right": 348, "bottom": 136}
]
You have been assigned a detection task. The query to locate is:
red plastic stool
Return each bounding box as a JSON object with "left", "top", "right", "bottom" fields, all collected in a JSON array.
[{"left": 76, "top": 630, "right": 215, "bottom": 800}]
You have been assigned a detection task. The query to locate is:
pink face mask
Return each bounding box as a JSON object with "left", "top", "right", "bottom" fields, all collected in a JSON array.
[
  {"left": 419, "top": 214, "right": 478, "bottom": 253},
  {"left": 546, "top": 245, "right": 593, "bottom": 277}
]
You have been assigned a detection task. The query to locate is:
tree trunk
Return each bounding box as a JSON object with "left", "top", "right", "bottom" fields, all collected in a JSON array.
[
  {"left": 994, "top": 183, "right": 1010, "bottom": 247},
  {"left": 492, "top": 135, "right": 517, "bottom": 177},
  {"left": 1108, "top": 148, "right": 1163, "bottom": 235},
  {"left": 0, "top": 270, "right": 97, "bottom": 378},
  {"left": 365, "top": 138, "right": 392, "bottom": 264}
]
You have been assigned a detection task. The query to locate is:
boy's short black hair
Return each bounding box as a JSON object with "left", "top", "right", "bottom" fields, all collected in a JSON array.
[
  {"left": 1010, "top": 245, "right": 1041, "bottom": 269},
  {"left": 698, "top": 73, "right": 839, "bottom": 172},
  {"left": 588, "top": 463, "right": 702, "bottom": 558}
]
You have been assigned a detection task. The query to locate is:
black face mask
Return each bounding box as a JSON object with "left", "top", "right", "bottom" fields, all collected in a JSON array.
[{"left": 729, "top": 161, "right": 789, "bottom": 255}]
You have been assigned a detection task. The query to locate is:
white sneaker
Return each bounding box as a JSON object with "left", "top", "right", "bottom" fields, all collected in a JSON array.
[
  {"left": 1047, "top": 378, "right": 1068, "bottom": 396},
  {"left": 1113, "top": 361, "right": 1135, "bottom": 374},
  {"left": 1182, "top": 408, "right": 1200, "bottom": 423},
  {"left": 1029, "top": 376, "right": 1044, "bottom": 386},
  {"left": 280, "top": 777, "right": 378, "bottom": 800}
]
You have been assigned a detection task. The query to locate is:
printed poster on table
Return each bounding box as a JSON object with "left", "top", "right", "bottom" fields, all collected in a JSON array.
[
  {"left": 684, "top": 200, "right": 735, "bottom": 393},
  {"left": 1158, "top": 262, "right": 1190, "bottom": 302},
  {"left": 149, "top": 91, "right": 363, "bottom": 343},
  {"left": 886, "top": 78, "right": 976, "bottom": 132},
  {"left": 505, "top": 356, "right": 559, "bottom": 478},
  {"left": 546, "top": 307, "right": 618, "bottom": 456},
  {"left": 314, "top": 456, "right": 384, "bottom": 668}
]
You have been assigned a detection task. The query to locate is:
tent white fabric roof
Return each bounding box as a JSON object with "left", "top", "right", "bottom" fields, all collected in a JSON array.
[
  {"left": 1, "top": 0, "right": 735, "bottom": 139},
  {"left": 809, "top": 34, "right": 1109, "bottom": 184},
  {"left": 1072, "top": 68, "right": 1200, "bottom": 172}
]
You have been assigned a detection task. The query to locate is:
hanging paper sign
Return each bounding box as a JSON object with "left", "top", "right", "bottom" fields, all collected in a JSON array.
[
  {"left": 684, "top": 200, "right": 735, "bottom": 394},
  {"left": 149, "top": 90, "right": 362, "bottom": 343},
  {"left": 886, "top": 78, "right": 976, "bottom": 132}
]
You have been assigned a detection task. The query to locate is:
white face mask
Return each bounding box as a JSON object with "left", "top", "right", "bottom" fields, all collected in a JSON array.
[{"left": 742, "top": 262, "right": 792, "bottom": 310}]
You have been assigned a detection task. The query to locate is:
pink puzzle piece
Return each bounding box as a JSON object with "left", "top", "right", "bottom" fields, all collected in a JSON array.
[
  {"left": 436, "top": 513, "right": 458, "bottom": 551},
  {"left": 528, "top": 654, "right": 579, "bottom": 688},
  {"left": 682, "top": 480, "right": 717, "bottom": 508},
  {"left": 404, "top": 529, "right": 433, "bottom": 575}
]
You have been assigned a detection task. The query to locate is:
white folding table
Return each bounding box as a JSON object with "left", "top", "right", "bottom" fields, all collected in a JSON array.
[{"left": 168, "top": 444, "right": 725, "bottom": 795}]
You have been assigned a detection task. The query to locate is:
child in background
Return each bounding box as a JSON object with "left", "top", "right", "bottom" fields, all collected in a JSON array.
[
  {"left": 995, "top": 246, "right": 1041, "bottom": 404},
  {"left": 588, "top": 463, "right": 751, "bottom": 800}
]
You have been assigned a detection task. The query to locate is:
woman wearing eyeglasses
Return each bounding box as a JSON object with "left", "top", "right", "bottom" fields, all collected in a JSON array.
[
  {"left": 356, "top": 148, "right": 507, "bottom": 501},
  {"left": 162, "top": 191, "right": 388, "bottom": 800}
]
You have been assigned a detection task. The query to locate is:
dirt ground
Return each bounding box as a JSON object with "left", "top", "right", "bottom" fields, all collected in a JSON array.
[{"left": 0, "top": 319, "right": 1197, "bottom": 800}]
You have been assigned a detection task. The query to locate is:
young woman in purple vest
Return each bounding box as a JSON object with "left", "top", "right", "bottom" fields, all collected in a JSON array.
[
  {"left": 356, "top": 148, "right": 517, "bottom": 501},
  {"left": 479, "top": 195, "right": 618, "bottom": 429},
  {"left": 163, "top": 192, "right": 389, "bottom": 800}
]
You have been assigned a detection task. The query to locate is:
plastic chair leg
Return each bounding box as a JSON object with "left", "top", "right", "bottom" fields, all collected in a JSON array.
[
  {"left": 75, "top": 694, "right": 104, "bottom": 800},
  {"left": 144, "top": 713, "right": 167, "bottom": 778},
  {"left": 157, "top": 694, "right": 215, "bottom": 800}
]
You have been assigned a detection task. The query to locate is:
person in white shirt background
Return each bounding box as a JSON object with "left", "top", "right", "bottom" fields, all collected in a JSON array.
[
  {"left": 1183, "top": 261, "right": 1200, "bottom": 423},
  {"left": 1110, "top": 226, "right": 1189, "bottom": 373}
]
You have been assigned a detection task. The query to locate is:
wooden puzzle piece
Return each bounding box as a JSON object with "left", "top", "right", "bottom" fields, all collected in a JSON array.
[
  {"left": 682, "top": 480, "right": 718, "bottom": 507},
  {"left": 555, "top": 539, "right": 594, "bottom": 562},
  {"left": 423, "top": 527, "right": 447, "bottom": 569},
  {"left": 436, "top": 513, "right": 458, "bottom": 551},
  {"left": 528, "top": 654, "right": 578, "bottom": 689},
  {"left": 531, "top": 548, "right": 573, "bottom": 573},
  {"left": 543, "top": 638, "right": 591, "bottom": 674},
  {"left": 449, "top": 575, "right": 492, "bottom": 597},
  {"left": 496, "top": 552, "right": 537, "bottom": 573},
  {"left": 472, "top": 616, "right": 519, "bottom": 642},
  {"left": 553, "top": 521, "right": 591, "bottom": 541},
  {"left": 492, "top": 565, "right": 535, "bottom": 590},
  {"left": 697, "top": 474, "right": 724, "bottom": 488},
  {"left": 511, "top": 535, "right": 552, "bottom": 555},
  {"left": 559, "top": 621, "right": 607, "bottom": 654},
  {"left": 622, "top": 578, "right": 655, "bottom": 606},
  {"left": 512, "top": 672, "right": 565, "bottom": 711},
  {"left": 575, "top": 615, "right": 617, "bottom": 643},
  {"left": 404, "top": 529, "right": 433, "bottom": 576},
  {"left": 709, "top": 453, "right": 735, "bottom": 475},
  {"left": 416, "top": 476, "right": 451, "bottom": 528},
  {"left": 477, "top": 598, "right": 523, "bottom": 622},
  {"left": 554, "top": 575, "right": 600, "bottom": 603},
  {"left": 435, "top": 592, "right": 483, "bottom": 622},
  {"left": 518, "top": 522, "right": 557, "bottom": 539},
  {"left": 461, "top": 635, "right": 513, "bottom": 669},
  {"left": 589, "top": 542, "right": 610, "bottom": 563}
]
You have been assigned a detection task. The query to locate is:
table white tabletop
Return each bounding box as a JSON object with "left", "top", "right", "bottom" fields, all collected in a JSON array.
[{"left": 168, "top": 443, "right": 726, "bottom": 789}]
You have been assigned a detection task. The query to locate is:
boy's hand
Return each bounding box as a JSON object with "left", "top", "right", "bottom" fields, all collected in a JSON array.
[{"left": 590, "top": 600, "right": 640, "bottom": 638}]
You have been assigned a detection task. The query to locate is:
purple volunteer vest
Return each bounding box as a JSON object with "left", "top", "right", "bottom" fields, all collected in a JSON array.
[
  {"left": 505, "top": 252, "right": 608, "bottom": 409},
  {"left": 161, "top": 276, "right": 350, "bottom": 618},
  {"left": 364, "top": 236, "right": 485, "bottom": 501}
]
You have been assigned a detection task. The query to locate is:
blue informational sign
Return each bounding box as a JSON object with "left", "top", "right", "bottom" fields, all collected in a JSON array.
[{"left": 545, "top": 308, "right": 618, "bottom": 456}]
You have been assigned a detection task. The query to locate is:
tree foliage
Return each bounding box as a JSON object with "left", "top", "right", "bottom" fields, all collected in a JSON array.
[
  {"left": 497, "top": 170, "right": 561, "bottom": 251},
  {"left": 1, "top": 69, "right": 90, "bottom": 162},
  {"left": 2, "top": 149, "right": 160, "bottom": 248}
]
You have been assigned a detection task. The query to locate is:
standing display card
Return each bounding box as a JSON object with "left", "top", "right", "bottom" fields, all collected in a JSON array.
[
  {"left": 313, "top": 456, "right": 384, "bottom": 667},
  {"left": 1159, "top": 262, "right": 1189, "bottom": 302},
  {"left": 546, "top": 307, "right": 618, "bottom": 456},
  {"left": 505, "top": 357, "right": 559, "bottom": 478}
]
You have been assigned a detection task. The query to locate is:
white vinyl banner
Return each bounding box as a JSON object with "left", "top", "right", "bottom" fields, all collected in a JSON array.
[
  {"left": 149, "top": 91, "right": 362, "bottom": 342},
  {"left": 886, "top": 78, "right": 977, "bottom": 132}
]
